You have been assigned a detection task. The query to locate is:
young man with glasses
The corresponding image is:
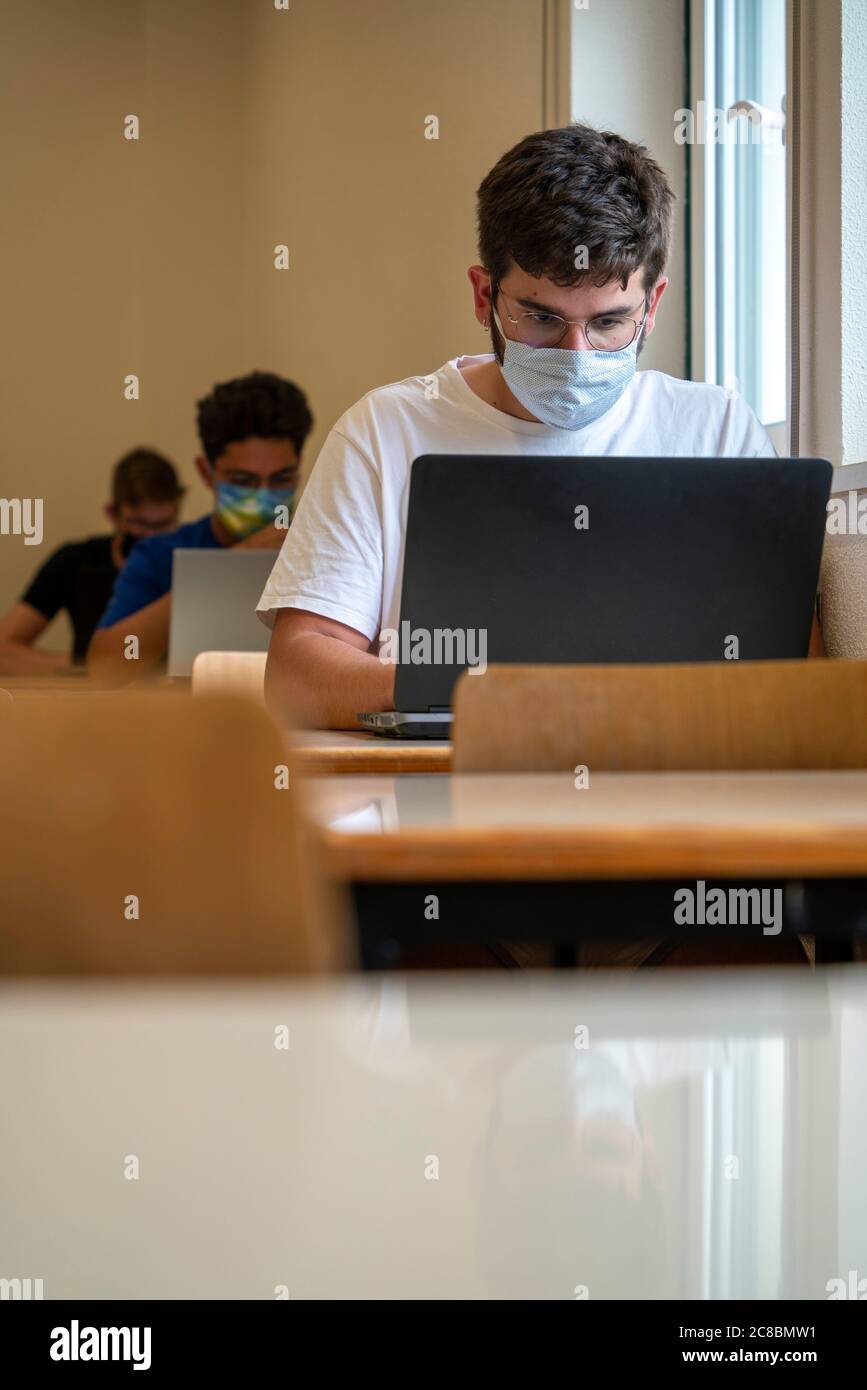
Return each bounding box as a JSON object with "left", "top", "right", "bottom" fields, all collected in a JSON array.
[
  {"left": 259, "top": 123, "right": 791, "bottom": 730},
  {"left": 0, "top": 449, "right": 183, "bottom": 674}
]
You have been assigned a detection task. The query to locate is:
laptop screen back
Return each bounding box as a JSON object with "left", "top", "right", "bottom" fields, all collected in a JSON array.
[
  {"left": 392, "top": 454, "right": 832, "bottom": 711},
  {"left": 167, "top": 549, "right": 276, "bottom": 677}
]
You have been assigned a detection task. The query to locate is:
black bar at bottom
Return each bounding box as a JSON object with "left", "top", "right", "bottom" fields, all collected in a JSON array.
[{"left": 2, "top": 1299, "right": 863, "bottom": 1369}]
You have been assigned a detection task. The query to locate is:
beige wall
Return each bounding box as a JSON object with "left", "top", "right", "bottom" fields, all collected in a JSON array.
[
  {"left": 1, "top": 0, "right": 247, "bottom": 648},
  {"left": 2, "top": 0, "right": 692, "bottom": 653},
  {"left": 1, "top": 0, "right": 546, "bottom": 650},
  {"left": 237, "top": 0, "right": 547, "bottom": 476}
]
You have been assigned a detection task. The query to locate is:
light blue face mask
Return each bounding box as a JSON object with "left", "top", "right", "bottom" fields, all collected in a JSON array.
[{"left": 493, "top": 305, "right": 643, "bottom": 431}]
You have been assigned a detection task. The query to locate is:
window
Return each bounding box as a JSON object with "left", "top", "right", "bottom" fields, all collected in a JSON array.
[{"left": 691, "top": 0, "right": 788, "bottom": 446}]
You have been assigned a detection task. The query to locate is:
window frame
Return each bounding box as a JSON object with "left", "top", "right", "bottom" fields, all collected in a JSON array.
[{"left": 688, "top": 0, "right": 789, "bottom": 452}]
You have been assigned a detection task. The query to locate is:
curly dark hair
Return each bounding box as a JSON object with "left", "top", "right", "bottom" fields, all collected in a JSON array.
[
  {"left": 196, "top": 371, "right": 314, "bottom": 465},
  {"left": 477, "top": 123, "right": 675, "bottom": 293}
]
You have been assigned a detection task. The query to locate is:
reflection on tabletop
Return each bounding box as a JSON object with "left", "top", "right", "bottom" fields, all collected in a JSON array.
[
  {"left": 1, "top": 968, "right": 861, "bottom": 1299},
  {"left": 307, "top": 770, "right": 867, "bottom": 835}
]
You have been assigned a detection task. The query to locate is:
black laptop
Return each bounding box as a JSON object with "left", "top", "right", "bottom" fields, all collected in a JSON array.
[{"left": 357, "top": 453, "right": 832, "bottom": 738}]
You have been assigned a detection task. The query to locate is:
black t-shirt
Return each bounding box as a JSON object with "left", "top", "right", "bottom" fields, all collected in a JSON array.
[{"left": 20, "top": 536, "right": 119, "bottom": 663}]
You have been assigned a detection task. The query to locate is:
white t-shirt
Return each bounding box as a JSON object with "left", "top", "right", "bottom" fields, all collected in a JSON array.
[{"left": 257, "top": 353, "right": 775, "bottom": 643}]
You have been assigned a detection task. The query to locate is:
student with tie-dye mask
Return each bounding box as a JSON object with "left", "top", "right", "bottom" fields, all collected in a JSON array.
[{"left": 88, "top": 370, "right": 312, "bottom": 682}]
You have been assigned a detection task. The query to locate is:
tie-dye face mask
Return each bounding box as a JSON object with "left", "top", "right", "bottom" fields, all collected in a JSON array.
[{"left": 214, "top": 481, "right": 296, "bottom": 540}]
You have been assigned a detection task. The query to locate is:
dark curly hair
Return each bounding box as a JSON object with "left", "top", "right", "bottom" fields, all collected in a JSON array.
[
  {"left": 196, "top": 371, "right": 314, "bottom": 465},
  {"left": 477, "top": 123, "right": 675, "bottom": 293}
]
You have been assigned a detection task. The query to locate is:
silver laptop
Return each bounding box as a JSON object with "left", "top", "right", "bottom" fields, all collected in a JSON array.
[{"left": 167, "top": 549, "right": 276, "bottom": 677}]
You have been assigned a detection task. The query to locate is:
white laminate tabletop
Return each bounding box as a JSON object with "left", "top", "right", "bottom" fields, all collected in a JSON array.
[
  {"left": 309, "top": 769, "right": 867, "bottom": 833},
  {"left": 0, "top": 968, "right": 864, "bottom": 1299},
  {"left": 305, "top": 769, "right": 867, "bottom": 880}
]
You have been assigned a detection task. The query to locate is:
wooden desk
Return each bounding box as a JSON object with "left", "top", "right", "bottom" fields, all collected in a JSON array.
[
  {"left": 0, "top": 674, "right": 185, "bottom": 699},
  {"left": 310, "top": 769, "right": 867, "bottom": 879},
  {"left": 308, "top": 770, "right": 867, "bottom": 964},
  {"left": 0, "top": 675, "right": 99, "bottom": 697},
  {"left": 290, "top": 729, "right": 451, "bottom": 775},
  {"left": 0, "top": 681, "right": 450, "bottom": 771}
]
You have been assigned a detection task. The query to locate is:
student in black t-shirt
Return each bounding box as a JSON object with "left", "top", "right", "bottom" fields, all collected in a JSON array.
[{"left": 0, "top": 449, "right": 184, "bottom": 674}]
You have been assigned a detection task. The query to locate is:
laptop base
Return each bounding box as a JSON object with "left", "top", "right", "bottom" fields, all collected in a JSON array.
[{"left": 357, "top": 711, "right": 452, "bottom": 739}]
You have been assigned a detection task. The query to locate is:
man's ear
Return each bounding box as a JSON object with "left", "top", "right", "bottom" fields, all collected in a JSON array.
[
  {"left": 643, "top": 278, "right": 668, "bottom": 337},
  {"left": 468, "top": 264, "right": 504, "bottom": 362},
  {"left": 104, "top": 503, "right": 117, "bottom": 527},
  {"left": 194, "top": 454, "right": 215, "bottom": 490},
  {"left": 467, "top": 264, "right": 495, "bottom": 326}
]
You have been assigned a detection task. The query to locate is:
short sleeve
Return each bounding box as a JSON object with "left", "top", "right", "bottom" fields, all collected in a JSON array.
[
  {"left": 257, "top": 428, "right": 384, "bottom": 642},
  {"left": 19, "top": 545, "right": 74, "bottom": 620},
  {"left": 722, "top": 393, "right": 777, "bottom": 458},
  {"left": 96, "top": 542, "right": 167, "bottom": 629}
]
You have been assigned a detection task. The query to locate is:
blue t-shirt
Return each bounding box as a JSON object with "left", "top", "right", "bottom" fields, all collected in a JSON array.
[{"left": 97, "top": 514, "right": 223, "bottom": 629}]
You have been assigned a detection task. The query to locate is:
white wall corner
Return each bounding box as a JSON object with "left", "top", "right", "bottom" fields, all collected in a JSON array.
[
  {"left": 793, "top": 0, "right": 866, "bottom": 469},
  {"left": 542, "top": 0, "right": 574, "bottom": 130},
  {"left": 841, "top": 0, "right": 867, "bottom": 467},
  {"left": 792, "top": 0, "right": 867, "bottom": 652}
]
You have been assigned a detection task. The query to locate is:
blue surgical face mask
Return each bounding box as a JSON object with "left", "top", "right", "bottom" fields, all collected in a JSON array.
[
  {"left": 493, "top": 306, "right": 643, "bottom": 431},
  {"left": 213, "top": 480, "right": 296, "bottom": 540}
]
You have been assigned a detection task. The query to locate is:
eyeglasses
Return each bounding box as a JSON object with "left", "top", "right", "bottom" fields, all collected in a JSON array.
[{"left": 493, "top": 284, "right": 648, "bottom": 352}]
